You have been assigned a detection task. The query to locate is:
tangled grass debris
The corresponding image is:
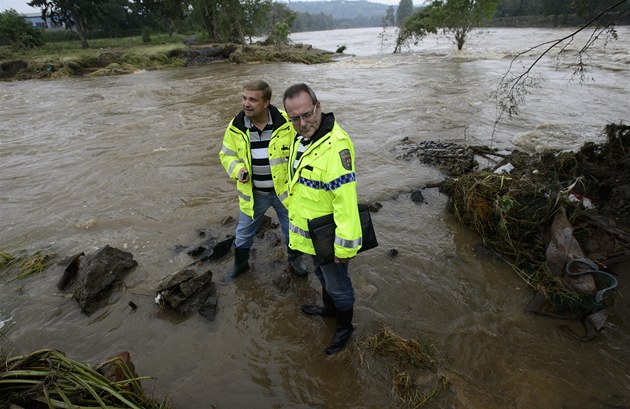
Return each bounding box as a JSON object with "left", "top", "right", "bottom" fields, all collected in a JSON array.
[
  {"left": 438, "top": 123, "right": 630, "bottom": 318},
  {"left": 358, "top": 326, "right": 449, "bottom": 408},
  {"left": 0, "top": 250, "right": 55, "bottom": 280}
]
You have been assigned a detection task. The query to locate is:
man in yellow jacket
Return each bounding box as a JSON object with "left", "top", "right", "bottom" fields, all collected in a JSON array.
[
  {"left": 219, "top": 80, "right": 306, "bottom": 281},
  {"left": 282, "top": 83, "right": 361, "bottom": 355}
]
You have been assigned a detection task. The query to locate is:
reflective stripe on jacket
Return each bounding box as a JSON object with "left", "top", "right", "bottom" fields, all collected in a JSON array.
[
  {"left": 287, "top": 114, "right": 361, "bottom": 258},
  {"left": 219, "top": 105, "right": 293, "bottom": 217}
]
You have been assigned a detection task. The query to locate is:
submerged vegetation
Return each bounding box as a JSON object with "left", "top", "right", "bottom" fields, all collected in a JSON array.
[
  {"left": 358, "top": 326, "right": 449, "bottom": 407},
  {"left": 0, "top": 249, "right": 54, "bottom": 279}
]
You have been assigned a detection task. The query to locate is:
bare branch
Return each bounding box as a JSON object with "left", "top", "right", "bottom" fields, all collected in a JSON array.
[{"left": 496, "top": 0, "right": 629, "bottom": 121}]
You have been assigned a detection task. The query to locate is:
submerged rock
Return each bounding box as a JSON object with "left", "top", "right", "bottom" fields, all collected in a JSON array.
[
  {"left": 56, "top": 252, "right": 84, "bottom": 291},
  {"left": 187, "top": 235, "right": 234, "bottom": 262},
  {"left": 156, "top": 267, "right": 215, "bottom": 317},
  {"left": 73, "top": 246, "right": 138, "bottom": 314}
]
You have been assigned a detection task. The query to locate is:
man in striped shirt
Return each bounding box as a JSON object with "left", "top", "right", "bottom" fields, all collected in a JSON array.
[{"left": 219, "top": 80, "right": 307, "bottom": 281}]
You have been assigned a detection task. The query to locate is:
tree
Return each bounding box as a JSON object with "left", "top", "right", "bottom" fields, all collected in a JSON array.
[
  {"left": 269, "top": 2, "right": 297, "bottom": 30},
  {"left": 382, "top": 5, "right": 395, "bottom": 28},
  {"left": 0, "top": 9, "right": 44, "bottom": 49},
  {"left": 241, "top": 0, "right": 272, "bottom": 40},
  {"left": 27, "top": 0, "right": 106, "bottom": 48},
  {"left": 266, "top": 22, "right": 290, "bottom": 48},
  {"left": 133, "top": 0, "right": 186, "bottom": 36},
  {"left": 394, "top": 0, "right": 500, "bottom": 52},
  {"left": 396, "top": 0, "right": 413, "bottom": 26},
  {"left": 192, "top": 0, "right": 253, "bottom": 43}
]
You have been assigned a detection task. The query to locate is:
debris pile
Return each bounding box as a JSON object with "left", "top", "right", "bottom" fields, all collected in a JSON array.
[{"left": 406, "top": 123, "right": 630, "bottom": 339}]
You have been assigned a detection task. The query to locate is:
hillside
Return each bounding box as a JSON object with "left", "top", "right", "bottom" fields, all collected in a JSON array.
[{"left": 284, "top": 0, "right": 391, "bottom": 20}]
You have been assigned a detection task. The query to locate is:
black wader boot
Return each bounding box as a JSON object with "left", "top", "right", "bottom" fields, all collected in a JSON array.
[
  {"left": 222, "top": 248, "right": 250, "bottom": 282},
  {"left": 287, "top": 248, "right": 308, "bottom": 276},
  {"left": 302, "top": 289, "right": 336, "bottom": 318},
  {"left": 325, "top": 307, "right": 354, "bottom": 355}
]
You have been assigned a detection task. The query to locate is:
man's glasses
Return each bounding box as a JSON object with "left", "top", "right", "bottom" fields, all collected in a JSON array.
[{"left": 289, "top": 103, "right": 318, "bottom": 124}]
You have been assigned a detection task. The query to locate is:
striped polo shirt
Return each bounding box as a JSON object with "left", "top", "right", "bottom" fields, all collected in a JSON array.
[{"left": 245, "top": 113, "right": 274, "bottom": 192}]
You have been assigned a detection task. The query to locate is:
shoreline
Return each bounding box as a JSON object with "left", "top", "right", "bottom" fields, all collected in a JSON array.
[{"left": 0, "top": 42, "right": 339, "bottom": 81}]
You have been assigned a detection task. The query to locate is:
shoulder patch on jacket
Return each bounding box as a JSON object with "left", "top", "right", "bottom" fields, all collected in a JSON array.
[{"left": 339, "top": 149, "right": 352, "bottom": 170}]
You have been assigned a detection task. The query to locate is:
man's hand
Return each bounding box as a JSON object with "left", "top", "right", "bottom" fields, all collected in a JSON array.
[
  {"left": 334, "top": 257, "right": 353, "bottom": 264},
  {"left": 238, "top": 168, "right": 249, "bottom": 183}
]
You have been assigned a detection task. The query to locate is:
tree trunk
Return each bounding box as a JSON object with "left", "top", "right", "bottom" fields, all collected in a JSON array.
[
  {"left": 72, "top": 17, "right": 89, "bottom": 49},
  {"left": 200, "top": 3, "right": 215, "bottom": 41},
  {"left": 455, "top": 31, "right": 465, "bottom": 50},
  {"left": 227, "top": 0, "right": 245, "bottom": 44}
]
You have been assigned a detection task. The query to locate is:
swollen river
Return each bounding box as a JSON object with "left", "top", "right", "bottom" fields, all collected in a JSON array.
[{"left": 1, "top": 26, "right": 629, "bottom": 408}]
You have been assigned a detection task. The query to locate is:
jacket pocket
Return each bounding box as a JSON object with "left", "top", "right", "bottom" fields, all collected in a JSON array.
[{"left": 297, "top": 168, "right": 322, "bottom": 203}]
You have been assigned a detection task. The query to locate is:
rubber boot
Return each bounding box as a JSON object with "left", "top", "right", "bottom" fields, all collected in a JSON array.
[
  {"left": 325, "top": 307, "right": 354, "bottom": 355},
  {"left": 222, "top": 248, "right": 250, "bottom": 282},
  {"left": 302, "top": 289, "right": 336, "bottom": 318},
  {"left": 287, "top": 248, "right": 308, "bottom": 276}
]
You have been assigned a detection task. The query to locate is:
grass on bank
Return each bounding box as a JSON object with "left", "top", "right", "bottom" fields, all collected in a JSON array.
[
  {"left": 1, "top": 32, "right": 334, "bottom": 80},
  {"left": 0, "top": 34, "right": 189, "bottom": 79}
]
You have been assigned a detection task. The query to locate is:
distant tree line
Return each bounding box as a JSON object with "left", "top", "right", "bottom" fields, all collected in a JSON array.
[
  {"left": 1, "top": 0, "right": 299, "bottom": 48},
  {"left": 496, "top": 0, "right": 625, "bottom": 18},
  {"left": 291, "top": 12, "right": 384, "bottom": 32},
  {"left": 292, "top": 0, "right": 630, "bottom": 34},
  {"left": 2, "top": 0, "right": 628, "bottom": 50}
]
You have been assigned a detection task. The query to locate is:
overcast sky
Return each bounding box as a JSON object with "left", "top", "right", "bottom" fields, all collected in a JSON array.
[
  {"left": 1, "top": 0, "right": 428, "bottom": 14},
  {"left": 0, "top": 0, "right": 39, "bottom": 14}
]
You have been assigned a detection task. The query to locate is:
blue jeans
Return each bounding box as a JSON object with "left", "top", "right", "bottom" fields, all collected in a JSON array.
[
  {"left": 234, "top": 190, "right": 289, "bottom": 249},
  {"left": 312, "top": 257, "right": 355, "bottom": 311}
]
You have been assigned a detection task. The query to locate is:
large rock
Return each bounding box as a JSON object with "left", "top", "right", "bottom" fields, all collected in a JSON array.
[
  {"left": 155, "top": 267, "right": 214, "bottom": 317},
  {"left": 73, "top": 246, "right": 138, "bottom": 314}
]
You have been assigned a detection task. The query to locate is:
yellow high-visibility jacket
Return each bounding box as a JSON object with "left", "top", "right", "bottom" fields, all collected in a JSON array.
[
  {"left": 219, "top": 105, "right": 293, "bottom": 218},
  {"left": 287, "top": 113, "right": 361, "bottom": 258}
]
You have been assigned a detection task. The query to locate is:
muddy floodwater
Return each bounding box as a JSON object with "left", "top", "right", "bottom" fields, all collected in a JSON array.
[{"left": 1, "top": 27, "right": 630, "bottom": 408}]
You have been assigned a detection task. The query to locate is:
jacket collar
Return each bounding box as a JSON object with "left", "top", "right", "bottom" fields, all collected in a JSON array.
[
  {"left": 233, "top": 104, "right": 287, "bottom": 133},
  {"left": 310, "top": 112, "right": 335, "bottom": 143}
]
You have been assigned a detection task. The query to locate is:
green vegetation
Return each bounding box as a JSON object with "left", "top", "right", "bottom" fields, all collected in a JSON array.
[
  {"left": 0, "top": 35, "right": 188, "bottom": 79},
  {"left": 396, "top": 0, "right": 414, "bottom": 27},
  {"left": 0, "top": 249, "right": 55, "bottom": 279},
  {"left": 392, "top": 0, "right": 628, "bottom": 52},
  {"left": 0, "top": 349, "right": 171, "bottom": 408},
  {"left": 395, "top": 0, "right": 501, "bottom": 52},
  {"left": 0, "top": 251, "right": 16, "bottom": 268},
  {"left": 0, "top": 9, "right": 43, "bottom": 49}
]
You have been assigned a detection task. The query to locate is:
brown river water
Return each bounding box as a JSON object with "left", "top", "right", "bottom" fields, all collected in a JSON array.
[{"left": 1, "top": 27, "right": 629, "bottom": 408}]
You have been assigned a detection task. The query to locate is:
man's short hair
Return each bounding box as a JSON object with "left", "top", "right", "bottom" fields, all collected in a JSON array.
[
  {"left": 283, "top": 83, "right": 318, "bottom": 106},
  {"left": 243, "top": 79, "right": 272, "bottom": 101}
]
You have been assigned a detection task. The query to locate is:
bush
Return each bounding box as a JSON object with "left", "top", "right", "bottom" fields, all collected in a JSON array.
[
  {"left": 0, "top": 9, "right": 44, "bottom": 50},
  {"left": 266, "top": 23, "right": 290, "bottom": 48}
]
